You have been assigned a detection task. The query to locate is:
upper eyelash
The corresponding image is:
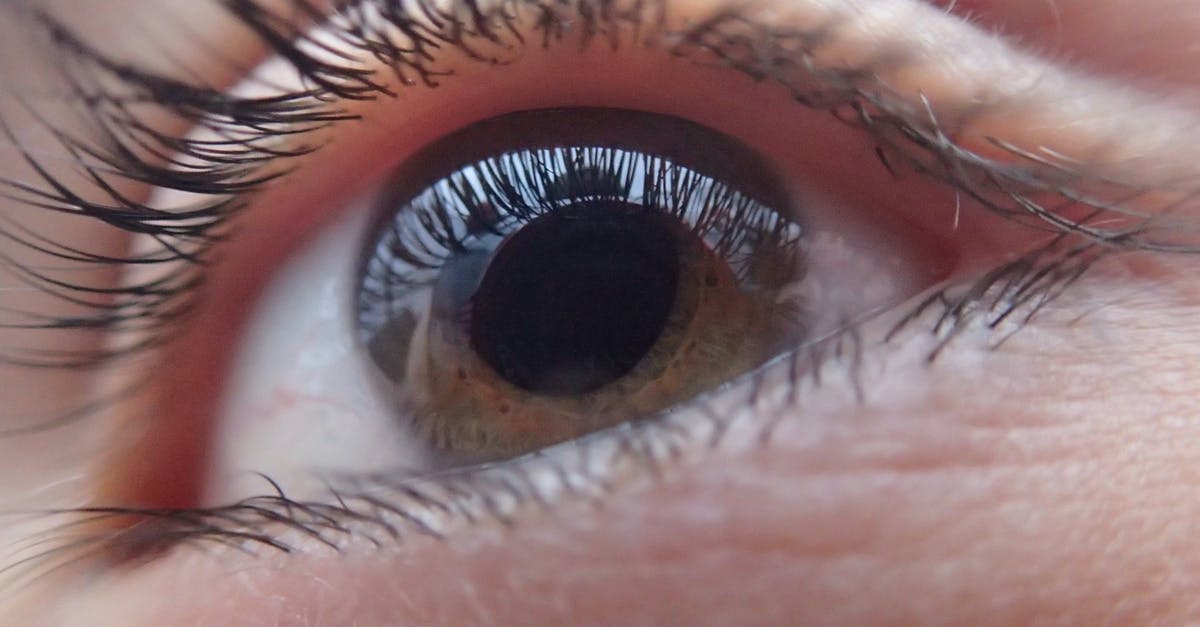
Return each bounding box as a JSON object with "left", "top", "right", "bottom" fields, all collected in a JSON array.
[
  {"left": 0, "top": 0, "right": 1185, "bottom": 373},
  {"left": 0, "top": 0, "right": 1171, "bottom": 577},
  {"left": 364, "top": 145, "right": 793, "bottom": 279}
]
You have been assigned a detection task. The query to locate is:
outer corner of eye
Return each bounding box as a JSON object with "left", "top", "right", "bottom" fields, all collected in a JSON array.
[{"left": 91, "top": 97, "right": 964, "bottom": 518}]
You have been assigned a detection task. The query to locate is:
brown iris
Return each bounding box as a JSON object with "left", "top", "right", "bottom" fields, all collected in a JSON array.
[{"left": 356, "top": 109, "right": 806, "bottom": 464}]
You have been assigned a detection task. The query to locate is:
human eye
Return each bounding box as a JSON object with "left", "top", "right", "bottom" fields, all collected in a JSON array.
[{"left": 4, "top": 0, "right": 1200, "bottom": 624}]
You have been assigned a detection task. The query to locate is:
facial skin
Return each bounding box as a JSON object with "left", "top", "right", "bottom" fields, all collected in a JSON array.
[{"left": 3, "top": 0, "right": 1200, "bottom": 624}]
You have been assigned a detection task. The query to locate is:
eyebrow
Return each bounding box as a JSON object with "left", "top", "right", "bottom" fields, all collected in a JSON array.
[{"left": 2, "top": 0, "right": 1197, "bottom": 372}]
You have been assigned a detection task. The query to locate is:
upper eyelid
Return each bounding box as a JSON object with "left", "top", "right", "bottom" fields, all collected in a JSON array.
[
  {"left": 20, "top": 0, "right": 1200, "bottom": 242},
  {"left": 231, "top": 0, "right": 1200, "bottom": 257}
]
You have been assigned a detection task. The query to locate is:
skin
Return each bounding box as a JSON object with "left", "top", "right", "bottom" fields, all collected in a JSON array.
[{"left": 3, "top": 0, "right": 1200, "bottom": 624}]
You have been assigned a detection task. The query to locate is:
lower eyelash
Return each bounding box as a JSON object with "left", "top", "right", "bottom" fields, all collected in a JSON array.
[{"left": 0, "top": 232, "right": 1106, "bottom": 585}]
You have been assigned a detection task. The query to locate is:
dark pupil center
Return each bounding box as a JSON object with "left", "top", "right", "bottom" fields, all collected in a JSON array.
[{"left": 469, "top": 202, "right": 680, "bottom": 396}]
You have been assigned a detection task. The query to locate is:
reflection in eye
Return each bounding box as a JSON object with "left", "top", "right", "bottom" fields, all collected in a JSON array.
[{"left": 358, "top": 108, "right": 806, "bottom": 462}]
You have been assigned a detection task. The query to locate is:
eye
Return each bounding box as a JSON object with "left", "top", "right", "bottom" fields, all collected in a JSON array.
[
  {"left": 63, "top": 0, "right": 1025, "bottom": 542},
  {"left": 10, "top": 0, "right": 1200, "bottom": 622},
  {"left": 356, "top": 107, "right": 808, "bottom": 460},
  {"left": 170, "top": 92, "right": 961, "bottom": 503}
]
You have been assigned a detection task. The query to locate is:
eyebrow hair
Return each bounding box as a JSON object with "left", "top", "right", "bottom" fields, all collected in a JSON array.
[{"left": 0, "top": 0, "right": 1195, "bottom": 376}]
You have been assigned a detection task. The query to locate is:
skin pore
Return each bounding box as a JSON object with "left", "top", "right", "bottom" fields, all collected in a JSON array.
[{"left": 4, "top": 0, "right": 1200, "bottom": 624}]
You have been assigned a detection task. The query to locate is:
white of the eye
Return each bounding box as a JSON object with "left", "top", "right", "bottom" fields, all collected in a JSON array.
[{"left": 205, "top": 196, "right": 429, "bottom": 505}]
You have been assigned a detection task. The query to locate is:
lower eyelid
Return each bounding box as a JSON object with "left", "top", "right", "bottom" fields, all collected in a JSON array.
[
  {"left": 33, "top": 321, "right": 1183, "bottom": 627},
  {"left": 37, "top": 278, "right": 1052, "bottom": 625}
]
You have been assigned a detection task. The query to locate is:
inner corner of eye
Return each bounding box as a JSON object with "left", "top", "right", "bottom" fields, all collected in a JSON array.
[{"left": 192, "top": 107, "right": 941, "bottom": 505}]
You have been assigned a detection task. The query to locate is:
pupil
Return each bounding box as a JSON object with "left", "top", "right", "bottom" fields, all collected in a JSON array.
[{"left": 468, "top": 202, "right": 680, "bottom": 396}]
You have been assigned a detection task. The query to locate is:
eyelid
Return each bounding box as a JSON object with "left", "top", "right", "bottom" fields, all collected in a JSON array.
[
  {"left": 39, "top": 0, "right": 1189, "bottom": 534},
  {"left": 59, "top": 1, "right": 908, "bottom": 507}
]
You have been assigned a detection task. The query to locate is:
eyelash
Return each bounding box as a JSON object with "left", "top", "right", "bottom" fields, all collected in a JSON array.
[
  {"left": 362, "top": 145, "right": 792, "bottom": 287},
  {"left": 0, "top": 0, "right": 1147, "bottom": 578}
]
